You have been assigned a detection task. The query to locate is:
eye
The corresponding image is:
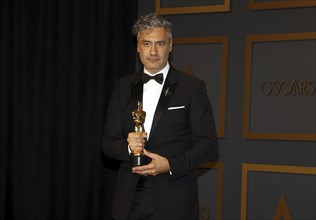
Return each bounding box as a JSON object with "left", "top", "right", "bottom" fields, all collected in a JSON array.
[
  {"left": 156, "top": 42, "right": 166, "bottom": 47},
  {"left": 143, "top": 42, "right": 151, "bottom": 47}
]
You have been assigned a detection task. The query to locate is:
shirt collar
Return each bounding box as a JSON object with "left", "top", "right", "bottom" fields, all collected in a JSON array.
[{"left": 143, "top": 62, "right": 170, "bottom": 84}]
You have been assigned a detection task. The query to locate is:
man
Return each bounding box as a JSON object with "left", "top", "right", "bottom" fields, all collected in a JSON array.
[{"left": 103, "top": 13, "right": 218, "bottom": 220}]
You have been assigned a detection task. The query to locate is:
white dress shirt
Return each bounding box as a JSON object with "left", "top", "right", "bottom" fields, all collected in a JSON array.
[
  {"left": 130, "top": 63, "right": 172, "bottom": 174},
  {"left": 143, "top": 62, "right": 170, "bottom": 138}
]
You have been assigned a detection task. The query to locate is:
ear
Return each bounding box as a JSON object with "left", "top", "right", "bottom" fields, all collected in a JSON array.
[{"left": 169, "top": 41, "right": 173, "bottom": 52}]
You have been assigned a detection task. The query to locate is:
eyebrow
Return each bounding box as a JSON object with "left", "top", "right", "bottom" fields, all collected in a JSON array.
[{"left": 141, "top": 40, "right": 167, "bottom": 43}]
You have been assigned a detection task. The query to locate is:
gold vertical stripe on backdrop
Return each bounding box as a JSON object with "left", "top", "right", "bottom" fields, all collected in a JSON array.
[
  {"left": 199, "top": 161, "right": 224, "bottom": 220},
  {"left": 249, "top": 0, "right": 316, "bottom": 10},
  {"left": 155, "top": 0, "right": 230, "bottom": 15}
]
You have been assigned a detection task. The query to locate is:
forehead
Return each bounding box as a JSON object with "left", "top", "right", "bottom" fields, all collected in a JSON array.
[{"left": 138, "top": 27, "right": 169, "bottom": 41}]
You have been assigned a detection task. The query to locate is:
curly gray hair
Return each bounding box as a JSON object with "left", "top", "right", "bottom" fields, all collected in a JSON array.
[{"left": 132, "top": 13, "right": 172, "bottom": 40}]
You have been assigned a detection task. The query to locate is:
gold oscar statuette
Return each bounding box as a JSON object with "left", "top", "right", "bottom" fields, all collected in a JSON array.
[{"left": 131, "top": 101, "right": 148, "bottom": 166}]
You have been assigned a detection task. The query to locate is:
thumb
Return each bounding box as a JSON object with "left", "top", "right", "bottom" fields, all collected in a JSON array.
[{"left": 143, "top": 149, "right": 154, "bottom": 158}]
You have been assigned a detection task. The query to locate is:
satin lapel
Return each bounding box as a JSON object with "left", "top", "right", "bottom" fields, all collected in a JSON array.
[{"left": 149, "top": 72, "right": 177, "bottom": 138}]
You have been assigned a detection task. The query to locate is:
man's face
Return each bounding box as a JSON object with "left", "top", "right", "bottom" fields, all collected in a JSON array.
[{"left": 137, "top": 27, "right": 172, "bottom": 74}]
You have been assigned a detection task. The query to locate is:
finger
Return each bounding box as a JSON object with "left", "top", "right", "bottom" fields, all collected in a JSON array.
[
  {"left": 130, "top": 142, "right": 144, "bottom": 148},
  {"left": 130, "top": 145, "right": 144, "bottom": 154},
  {"left": 132, "top": 165, "right": 148, "bottom": 172},
  {"left": 129, "top": 132, "right": 142, "bottom": 139},
  {"left": 128, "top": 137, "right": 145, "bottom": 145},
  {"left": 142, "top": 132, "right": 148, "bottom": 139},
  {"left": 138, "top": 170, "right": 154, "bottom": 176},
  {"left": 132, "top": 163, "right": 153, "bottom": 172}
]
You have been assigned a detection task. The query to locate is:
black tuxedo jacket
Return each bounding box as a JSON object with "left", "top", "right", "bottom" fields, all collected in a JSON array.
[{"left": 102, "top": 66, "right": 218, "bottom": 220}]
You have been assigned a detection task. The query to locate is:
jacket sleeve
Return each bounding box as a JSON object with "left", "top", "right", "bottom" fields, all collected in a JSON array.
[{"left": 102, "top": 80, "right": 130, "bottom": 162}]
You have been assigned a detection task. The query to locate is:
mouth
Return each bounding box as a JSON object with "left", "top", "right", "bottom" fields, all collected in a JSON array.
[{"left": 147, "top": 57, "right": 160, "bottom": 62}]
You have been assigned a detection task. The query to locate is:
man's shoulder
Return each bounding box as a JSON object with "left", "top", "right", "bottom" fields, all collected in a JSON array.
[
  {"left": 116, "top": 71, "right": 142, "bottom": 84},
  {"left": 170, "top": 66, "right": 203, "bottom": 85}
]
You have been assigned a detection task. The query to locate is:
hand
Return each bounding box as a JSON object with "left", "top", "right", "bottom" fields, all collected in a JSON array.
[
  {"left": 127, "top": 132, "right": 147, "bottom": 154},
  {"left": 132, "top": 149, "right": 171, "bottom": 176}
]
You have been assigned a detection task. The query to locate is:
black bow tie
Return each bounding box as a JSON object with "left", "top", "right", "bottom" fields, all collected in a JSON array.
[{"left": 142, "top": 73, "right": 164, "bottom": 84}]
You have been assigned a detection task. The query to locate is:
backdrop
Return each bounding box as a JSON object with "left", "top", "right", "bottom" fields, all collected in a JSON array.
[
  {"left": 138, "top": 1, "right": 316, "bottom": 220},
  {"left": 0, "top": 1, "right": 138, "bottom": 219}
]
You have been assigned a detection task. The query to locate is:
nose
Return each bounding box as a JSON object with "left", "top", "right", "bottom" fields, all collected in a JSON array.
[{"left": 150, "top": 44, "right": 158, "bottom": 55}]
